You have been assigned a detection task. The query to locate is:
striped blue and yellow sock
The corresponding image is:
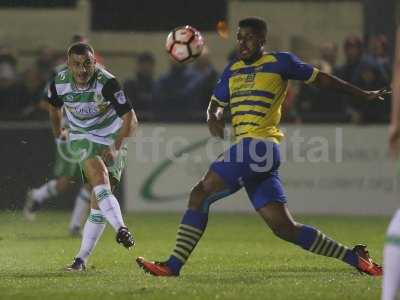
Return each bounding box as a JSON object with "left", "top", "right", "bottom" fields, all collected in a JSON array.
[
  {"left": 296, "top": 225, "right": 357, "bottom": 267},
  {"left": 166, "top": 209, "right": 208, "bottom": 275}
]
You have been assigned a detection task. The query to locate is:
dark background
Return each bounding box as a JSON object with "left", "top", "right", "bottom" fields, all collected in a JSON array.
[{"left": 0, "top": 126, "right": 123, "bottom": 210}]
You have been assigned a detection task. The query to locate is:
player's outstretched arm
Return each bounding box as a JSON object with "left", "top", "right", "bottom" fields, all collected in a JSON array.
[
  {"left": 312, "top": 71, "right": 391, "bottom": 101},
  {"left": 207, "top": 100, "right": 225, "bottom": 139}
]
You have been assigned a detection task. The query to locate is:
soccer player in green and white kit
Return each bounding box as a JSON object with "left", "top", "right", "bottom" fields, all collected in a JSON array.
[
  {"left": 46, "top": 42, "right": 138, "bottom": 271},
  {"left": 24, "top": 35, "right": 102, "bottom": 235}
]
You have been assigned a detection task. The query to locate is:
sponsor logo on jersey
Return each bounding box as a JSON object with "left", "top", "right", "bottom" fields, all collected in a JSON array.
[
  {"left": 114, "top": 90, "right": 127, "bottom": 104},
  {"left": 74, "top": 103, "right": 99, "bottom": 117}
]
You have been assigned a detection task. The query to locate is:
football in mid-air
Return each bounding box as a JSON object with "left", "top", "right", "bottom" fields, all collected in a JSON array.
[{"left": 165, "top": 25, "right": 204, "bottom": 63}]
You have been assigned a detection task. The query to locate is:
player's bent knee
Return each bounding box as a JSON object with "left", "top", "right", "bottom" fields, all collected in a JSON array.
[{"left": 188, "top": 179, "right": 230, "bottom": 213}]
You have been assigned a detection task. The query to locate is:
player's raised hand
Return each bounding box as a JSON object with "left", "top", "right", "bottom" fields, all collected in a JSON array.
[{"left": 364, "top": 88, "right": 392, "bottom": 101}]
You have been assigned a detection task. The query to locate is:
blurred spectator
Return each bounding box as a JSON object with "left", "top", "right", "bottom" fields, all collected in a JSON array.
[
  {"left": 35, "top": 46, "right": 57, "bottom": 82},
  {"left": 153, "top": 59, "right": 199, "bottom": 122},
  {"left": 366, "top": 34, "right": 391, "bottom": 80},
  {"left": 0, "top": 46, "right": 17, "bottom": 73},
  {"left": 124, "top": 52, "right": 156, "bottom": 121},
  {"left": 295, "top": 60, "right": 346, "bottom": 123},
  {"left": 320, "top": 41, "right": 338, "bottom": 70},
  {"left": 181, "top": 47, "right": 218, "bottom": 115},
  {"left": 352, "top": 57, "right": 390, "bottom": 123},
  {"left": 19, "top": 66, "right": 48, "bottom": 119},
  {"left": 334, "top": 35, "right": 388, "bottom": 123},
  {"left": 154, "top": 49, "right": 218, "bottom": 122},
  {"left": 0, "top": 49, "right": 29, "bottom": 120},
  {"left": 334, "top": 35, "right": 364, "bottom": 83}
]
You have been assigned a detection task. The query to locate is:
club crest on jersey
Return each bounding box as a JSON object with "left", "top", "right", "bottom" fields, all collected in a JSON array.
[
  {"left": 245, "top": 73, "right": 256, "bottom": 82},
  {"left": 94, "top": 93, "right": 104, "bottom": 103},
  {"left": 114, "top": 90, "right": 127, "bottom": 104}
]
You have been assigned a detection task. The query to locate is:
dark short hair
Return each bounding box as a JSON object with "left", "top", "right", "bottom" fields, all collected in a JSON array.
[
  {"left": 238, "top": 17, "right": 268, "bottom": 38},
  {"left": 67, "top": 42, "right": 94, "bottom": 57}
]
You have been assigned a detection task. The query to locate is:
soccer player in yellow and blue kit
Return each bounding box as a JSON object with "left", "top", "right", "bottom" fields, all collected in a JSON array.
[{"left": 137, "top": 17, "right": 389, "bottom": 277}]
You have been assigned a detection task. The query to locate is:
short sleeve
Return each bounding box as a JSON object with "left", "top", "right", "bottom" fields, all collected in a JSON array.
[
  {"left": 278, "top": 52, "right": 319, "bottom": 83},
  {"left": 210, "top": 66, "right": 231, "bottom": 107},
  {"left": 102, "top": 78, "right": 133, "bottom": 117},
  {"left": 47, "top": 81, "right": 63, "bottom": 108}
]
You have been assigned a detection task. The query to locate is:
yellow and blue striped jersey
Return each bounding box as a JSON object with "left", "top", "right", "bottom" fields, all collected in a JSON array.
[{"left": 211, "top": 52, "right": 318, "bottom": 143}]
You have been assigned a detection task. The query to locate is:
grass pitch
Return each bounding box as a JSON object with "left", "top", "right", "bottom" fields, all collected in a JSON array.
[{"left": 0, "top": 211, "right": 388, "bottom": 300}]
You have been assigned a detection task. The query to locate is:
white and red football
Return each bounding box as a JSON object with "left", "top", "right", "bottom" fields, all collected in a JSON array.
[{"left": 165, "top": 25, "right": 205, "bottom": 63}]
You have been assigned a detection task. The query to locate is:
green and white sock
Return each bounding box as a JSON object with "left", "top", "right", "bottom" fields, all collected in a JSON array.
[
  {"left": 76, "top": 209, "right": 106, "bottom": 262},
  {"left": 93, "top": 184, "right": 125, "bottom": 232},
  {"left": 69, "top": 186, "right": 90, "bottom": 230}
]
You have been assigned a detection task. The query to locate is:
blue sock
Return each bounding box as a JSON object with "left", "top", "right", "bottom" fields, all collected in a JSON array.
[
  {"left": 297, "top": 225, "right": 318, "bottom": 249},
  {"left": 166, "top": 209, "right": 208, "bottom": 275},
  {"left": 296, "top": 225, "right": 357, "bottom": 267}
]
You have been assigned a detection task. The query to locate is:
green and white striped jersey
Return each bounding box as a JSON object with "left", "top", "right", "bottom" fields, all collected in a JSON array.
[{"left": 47, "top": 66, "right": 132, "bottom": 145}]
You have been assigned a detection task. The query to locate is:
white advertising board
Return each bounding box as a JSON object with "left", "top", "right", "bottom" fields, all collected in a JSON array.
[{"left": 125, "top": 124, "right": 399, "bottom": 215}]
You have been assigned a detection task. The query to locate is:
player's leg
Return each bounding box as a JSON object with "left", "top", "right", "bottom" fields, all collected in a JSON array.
[
  {"left": 68, "top": 184, "right": 91, "bottom": 236},
  {"left": 164, "top": 170, "right": 231, "bottom": 274},
  {"left": 382, "top": 209, "right": 400, "bottom": 300},
  {"left": 67, "top": 178, "right": 124, "bottom": 271},
  {"left": 253, "top": 189, "right": 382, "bottom": 276},
  {"left": 24, "top": 176, "right": 73, "bottom": 221},
  {"left": 83, "top": 156, "right": 134, "bottom": 249},
  {"left": 137, "top": 169, "right": 238, "bottom": 276},
  {"left": 67, "top": 191, "right": 106, "bottom": 271}
]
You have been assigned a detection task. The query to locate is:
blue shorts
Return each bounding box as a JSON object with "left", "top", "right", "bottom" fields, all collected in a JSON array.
[{"left": 210, "top": 138, "right": 286, "bottom": 210}]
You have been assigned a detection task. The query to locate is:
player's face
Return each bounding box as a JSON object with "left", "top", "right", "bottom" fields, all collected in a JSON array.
[
  {"left": 236, "top": 27, "right": 264, "bottom": 61},
  {"left": 68, "top": 51, "right": 96, "bottom": 86}
]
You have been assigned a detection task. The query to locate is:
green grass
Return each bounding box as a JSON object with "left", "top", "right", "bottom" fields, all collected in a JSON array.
[{"left": 0, "top": 212, "right": 389, "bottom": 300}]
